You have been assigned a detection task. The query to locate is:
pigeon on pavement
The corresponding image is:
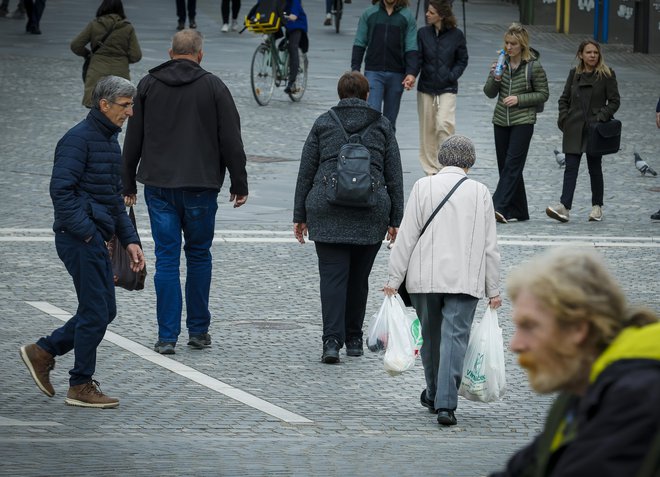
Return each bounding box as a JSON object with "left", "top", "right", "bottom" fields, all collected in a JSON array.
[
  {"left": 634, "top": 152, "right": 657, "bottom": 176},
  {"left": 554, "top": 149, "right": 566, "bottom": 168}
]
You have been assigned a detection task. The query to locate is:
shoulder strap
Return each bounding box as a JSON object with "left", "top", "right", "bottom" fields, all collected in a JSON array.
[
  {"left": 91, "top": 24, "right": 117, "bottom": 54},
  {"left": 419, "top": 175, "right": 468, "bottom": 237},
  {"left": 526, "top": 60, "right": 534, "bottom": 90},
  {"left": 328, "top": 109, "right": 380, "bottom": 143}
]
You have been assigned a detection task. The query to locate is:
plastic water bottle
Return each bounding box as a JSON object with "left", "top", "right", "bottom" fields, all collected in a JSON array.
[{"left": 494, "top": 49, "right": 506, "bottom": 79}]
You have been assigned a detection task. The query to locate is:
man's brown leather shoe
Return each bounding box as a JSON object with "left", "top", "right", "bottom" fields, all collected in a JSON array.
[
  {"left": 20, "top": 343, "right": 55, "bottom": 397},
  {"left": 65, "top": 380, "right": 119, "bottom": 409}
]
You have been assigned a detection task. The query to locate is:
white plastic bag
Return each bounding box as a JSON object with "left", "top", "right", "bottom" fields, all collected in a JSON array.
[
  {"left": 382, "top": 296, "right": 416, "bottom": 376},
  {"left": 366, "top": 297, "right": 390, "bottom": 352},
  {"left": 458, "top": 307, "right": 506, "bottom": 402}
]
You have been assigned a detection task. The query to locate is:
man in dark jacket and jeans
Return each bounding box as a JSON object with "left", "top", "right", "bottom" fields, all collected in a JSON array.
[
  {"left": 122, "top": 29, "right": 249, "bottom": 355},
  {"left": 20, "top": 76, "right": 146, "bottom": 409},
  {"left": 491, "top": 249, "right": 660, "bottom": 477},
  {"left": 351, "top": 0, "right": 417, "bottom": 131}
]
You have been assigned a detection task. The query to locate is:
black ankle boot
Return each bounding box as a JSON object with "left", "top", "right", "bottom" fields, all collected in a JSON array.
[{"left": 321, "top": 339, "right": 340, "bottom": 364}]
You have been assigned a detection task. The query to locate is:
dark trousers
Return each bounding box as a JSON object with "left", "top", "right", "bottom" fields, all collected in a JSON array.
[
  {"left": 176, "top": 0, "right": 196, "bottom": 22},
  {"left": 560, "top": 153, "right": 604, "bottom": 209},
  {"left": 38, "top": 231, "right": 116, "bottom": 386},
  {"left": 221, "top": 0, "right": 240, "bottom": 23},
  {"left": 492, "top": 124, "right": 534, "bottom": 221},
  {"left": 315, "top": 242, "right": 381, "bottom": 346},
  {"left": 286, "top": 29, "right": 302, "bottom": 84},
  {"left": 23, "top": 0, "right": 45, "bottom": 29}
]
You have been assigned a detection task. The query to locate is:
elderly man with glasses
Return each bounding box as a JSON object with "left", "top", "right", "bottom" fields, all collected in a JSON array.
[{"left": 20, "top": 76, "right": 146, "bottom": 409}]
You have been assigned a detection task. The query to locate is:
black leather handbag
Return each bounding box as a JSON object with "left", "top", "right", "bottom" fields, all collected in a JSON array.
[
  {"left": 107, "top": 206, "right": 147, "bottom": 291},
  {"left": 586, "top": 119, "right": 622, "bottom": 156}
]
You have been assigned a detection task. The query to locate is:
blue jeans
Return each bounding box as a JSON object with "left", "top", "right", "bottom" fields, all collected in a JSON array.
[
  {"left": 38, "top": 230, "right": 116, "bottom": 386},
  {"left": 144, "top": 186, "right": 218, "bottom": 343},
  {"left": 364, "top": 70, "right": 405, "bottom": 131}
]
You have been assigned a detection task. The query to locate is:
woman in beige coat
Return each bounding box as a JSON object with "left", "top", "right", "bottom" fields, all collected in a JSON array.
[
  {"left": 384, "top": 135, "right": 501, "bottom": 427},
  {"left": 71, "top": 0, "right": 142, "bottom": 108}
]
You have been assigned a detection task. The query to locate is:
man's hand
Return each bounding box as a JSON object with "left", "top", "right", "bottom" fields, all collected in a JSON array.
[
  {"left": 488, "top": 295, "right": 502, "bottom": 309},
  {"left": 124, "top": 194, "right": 137, "bottom": 207},
  {"left": 126, "top": 244, "right": 146, "bottom": 272},
  {"left": 293, "top": 222, "right": 307, "bottom": 244},
  {"left": 230, "top": 193, "right": 248, "bottom": 208},
  {"left": 402, "top": 74, "right": 416, "bottom": 91}
]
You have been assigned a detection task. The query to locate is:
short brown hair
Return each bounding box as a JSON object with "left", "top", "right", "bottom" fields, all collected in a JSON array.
[{"left": 337, "top": 71, "right": 369, "bottom": 100}]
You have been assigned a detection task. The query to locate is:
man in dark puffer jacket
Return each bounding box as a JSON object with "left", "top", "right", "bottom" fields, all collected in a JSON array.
[{"left": 20, "top": 76, "right": 145, "bottom": 409}]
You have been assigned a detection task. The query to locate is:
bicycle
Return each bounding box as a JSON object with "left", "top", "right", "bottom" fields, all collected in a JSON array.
[{"left": 249, "top": 33, "right": 308, "bottom": 106}]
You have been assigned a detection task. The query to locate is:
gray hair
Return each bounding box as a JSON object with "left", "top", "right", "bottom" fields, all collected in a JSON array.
[
  {"left": 171, "top": 29, "right": 204, "bottom": 55},
  {"left": 91, "top": 76, "right": 136, "bottom": 109},
  {"left": 438, "top": 135, "right": 476, "bottom": 169}
]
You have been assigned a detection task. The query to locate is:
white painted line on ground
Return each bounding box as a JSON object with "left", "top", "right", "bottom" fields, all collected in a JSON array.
[
  {"left": 0, "top": 416, "right": 61, "bottom": 427},
  {"left": 24, "top": 301, "right": 313, "bottom": 425}
]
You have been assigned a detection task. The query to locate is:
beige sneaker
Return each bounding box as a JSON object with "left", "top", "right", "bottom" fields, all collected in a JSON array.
[
  {"left": 65, "top": 380, "right": 119, "bottom": 409},
  {"left": 20, "top": 344, "right": 55, "bottom": 397},
  {"left": 589, "top": 205, "right": 603, "bottom": 222},
  {"left": 546, "top": 203, "right": 570, "bottom": 223}
]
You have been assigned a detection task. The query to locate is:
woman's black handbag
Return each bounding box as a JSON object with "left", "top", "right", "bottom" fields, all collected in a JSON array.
[
  {"left": 586, "top": 119, "right": 622, "bottom": 156},
  {"left": 396, "top": 176, "right": 468, "bottom": 307}
]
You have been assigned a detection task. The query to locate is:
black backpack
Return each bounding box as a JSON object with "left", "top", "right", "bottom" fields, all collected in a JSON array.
[
  {"left": 526, "top": 59, "right": 545, "bottom": 113},
  {"left": 325, "top": 110, "right": 379, "bottom": 208}
]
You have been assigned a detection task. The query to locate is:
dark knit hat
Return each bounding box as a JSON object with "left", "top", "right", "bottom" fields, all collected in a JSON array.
[{"left": 438, "top": 135, "right": 476, "bottom": 169}]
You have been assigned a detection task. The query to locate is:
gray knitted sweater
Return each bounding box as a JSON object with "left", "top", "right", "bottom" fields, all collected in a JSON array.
[{"left": 293, "top": 98, "right": 404, "bottom": 245}]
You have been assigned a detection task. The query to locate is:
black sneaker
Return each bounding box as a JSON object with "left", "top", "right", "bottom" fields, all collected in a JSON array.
[
  {"left": 321, "top": 339, "right": 340, "bottom": 364},
  {"left": 437, "top": 409, "right": 457, "bottom": 426},
  {"left": 154, "top": 341, "right": 176, "bottom": 355},
  {"left": 177, "top": 21, "right": 185, "bottom": 30},
  {"left": 188, "top": 333, "right": 212, "bottom": 349},
  {"left": 283, "top": 82, "right": 295, "bottom": 94},
  {"left": 420, "top": 389, "right": 437, "bottom": 414},
  {"left": 652, "top": 209, "right": 660, "bottom": 220},
  {"left": 345, "top": 336, "right": 363, "bottom": 357}
]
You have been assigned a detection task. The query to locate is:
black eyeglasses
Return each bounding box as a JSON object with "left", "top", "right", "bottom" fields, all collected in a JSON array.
[{"left": 107, "top": 100, "right": 135, "bottom": 109}]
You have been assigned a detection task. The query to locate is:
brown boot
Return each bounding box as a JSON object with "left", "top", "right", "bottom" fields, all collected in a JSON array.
[
  {"left": 20, "top": 343, "right": 55, "bottom": 397},
  {"left": 65, "top": 380, "right": 119, "bottom": 409}
]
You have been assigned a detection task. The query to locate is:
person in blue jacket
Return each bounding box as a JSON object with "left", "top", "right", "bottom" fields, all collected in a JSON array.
[
  {"left": 283, "top": 0, "right": 308, "bottom": 94},
  {"left": 20, "top": 76, "right": 146, "bottom": 409}
]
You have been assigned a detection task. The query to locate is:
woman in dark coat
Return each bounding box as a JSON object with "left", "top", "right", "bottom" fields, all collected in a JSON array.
[
  {"left": 293, "top": 71, "right": 404, "bottom": 364},
  {"left": 546, "top": 39, "right": 620, "bottom": 223},
  {"left": 71, "top": 0, "right": 142, "bottom": 108}
]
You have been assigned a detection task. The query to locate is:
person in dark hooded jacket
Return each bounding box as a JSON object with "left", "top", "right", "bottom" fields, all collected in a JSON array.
[
  {"left": 122, "top": 29, "right": 249, "bottom": 356},
  {"left": 293, "top": 71, "right": 404, "bottom": 364},
  {"left": 70, "top": 0, "right": 142, "bottom": 108}
]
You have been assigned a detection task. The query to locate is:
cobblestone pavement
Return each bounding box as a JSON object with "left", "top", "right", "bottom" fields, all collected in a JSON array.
[{"left": 1, "top": 0, "right": 659, "bottom": 475}]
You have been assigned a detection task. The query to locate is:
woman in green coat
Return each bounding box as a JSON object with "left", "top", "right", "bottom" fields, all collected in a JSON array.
[
  {"left": 483, "top": 23, "right": 548, "bottom": 223},
  {"left": 71, "top": 0, "right": 142, "bottom": 108},
  {"left": 546, "top": 40, "right": 620, "bottom": 223}
]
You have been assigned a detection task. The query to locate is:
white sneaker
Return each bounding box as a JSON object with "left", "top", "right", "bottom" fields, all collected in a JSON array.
[
  {"left": 588, "top": 205, "right": 603, "bottom": 222},
  {"left": 231, "top": 20, "right": 239, "bottom": 31},
  {"left": 546, "top": 203, "right": 570, "bottom": 223},
  {"left": 221, "top": 23, "right": 229, "bottom": 32}
]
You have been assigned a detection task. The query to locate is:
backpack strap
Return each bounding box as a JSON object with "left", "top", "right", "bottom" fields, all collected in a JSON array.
[
  {"left": 526, "top": 60, "right": 534, "bottom": 91},
  {"left": 328, "top": 109, "right": 380, "bottom": 143}
]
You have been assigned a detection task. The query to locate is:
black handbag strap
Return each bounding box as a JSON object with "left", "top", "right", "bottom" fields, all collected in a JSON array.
[
  {"left": 419, "top": 175, "right": 468, "bottom": 237},
  {"left": 91, "top": 24, "right": 116, "bottom": 54}
]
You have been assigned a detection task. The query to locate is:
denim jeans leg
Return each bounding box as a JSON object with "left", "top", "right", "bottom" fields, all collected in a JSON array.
[
  {"left": 364, "top": 71, "right": 385, "bottom": 114},
  {"left": 182, "top": 189, "right": 218, "bottom": 336},
  {"left": 145, "top": 186, "right": 183, "bottom": 343},
  {"left": 381, "top": 71, "right": 405, "bottom": 131}
]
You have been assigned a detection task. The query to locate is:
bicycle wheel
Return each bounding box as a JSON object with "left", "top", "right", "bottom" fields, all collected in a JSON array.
[
  {"left": 287, "top": 50, "right": 308, "bottom": 102},
  {"left": 250, "top": 43, "right": 275, "bottom": 106},
  {"left": 334, "top": 0, "right": 342, "bottom": 33}
]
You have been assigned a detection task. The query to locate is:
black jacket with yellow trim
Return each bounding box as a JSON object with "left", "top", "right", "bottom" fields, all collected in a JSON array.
[{"left": 490, "top": 322, "right": 660, "bottom": 477}]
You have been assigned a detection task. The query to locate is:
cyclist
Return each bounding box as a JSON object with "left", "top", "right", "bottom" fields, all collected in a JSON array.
[
  {"left": 282, "top": 0, "right": 308, "bottom": 94},
  {"left": 324, "top": 0, "right": 351, "bottom": 26}
]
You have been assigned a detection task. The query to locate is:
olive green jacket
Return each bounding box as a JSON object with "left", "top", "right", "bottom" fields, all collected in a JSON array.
[
  {"left": 71, "top": 14, "right": 142, "bottom": 108},
  {"left": 483, "top": 52, "right": 549, "bottom": 127}
]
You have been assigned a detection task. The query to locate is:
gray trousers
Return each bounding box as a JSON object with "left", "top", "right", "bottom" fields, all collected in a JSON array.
[{"left": 410, "top": 293, "right": 479, "bottom": 411}]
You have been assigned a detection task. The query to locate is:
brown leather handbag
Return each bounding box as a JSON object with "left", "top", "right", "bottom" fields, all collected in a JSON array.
[{"left": 107, "top": 206, "right": 147, "bottom": 291}]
